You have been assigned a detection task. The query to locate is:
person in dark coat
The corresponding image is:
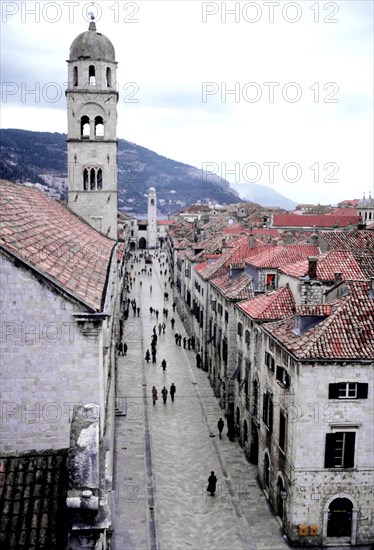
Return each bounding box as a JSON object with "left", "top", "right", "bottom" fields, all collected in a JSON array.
[
  {"left": 191, "top": 336, "right": 195, "bottom": 349},
  {"left": 217, "top": 418, "right": 224, "bottom": 439},
  {"left": 152, "top": 349, "right": 157, "bottom": 363},
  {"left": 170, "top": 383, "right": 176, "bottom": 402},
  {"left": 174, "top": 332, "right": 179, "bottom": 344},
  {"left": 183, "top": 337, "right": 186, "bottom": 349},
  {"left": 171, "top": 318, "right": 175, "bottom": 329},
  {"left": 207, "top": 471, "right": 217, "bottom": 496},
  {"left": 196, "top": 353, "right": 201, "bottom": 369},
  {"left": 161, "top": 359, "right": 167, "bottom": 372},
  {"left": 152, "top": 386, "right": 158, "bottom": 405},
  {"left": 161, "top": 386, "right": 168, "bottom": 404},
  {"left": 123, "top": 342, "right": 128, "bottom": 356},
  {"left": 172, "top": 301, "right": 176, "bottom": 312},
  {"left": 145, "top": 349, "right": 151, "bottom": 363}
]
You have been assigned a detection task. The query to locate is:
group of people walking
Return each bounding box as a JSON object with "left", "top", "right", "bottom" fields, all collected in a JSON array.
[{"left": 152, "top": 383, "right": 176, "bottom": 404}]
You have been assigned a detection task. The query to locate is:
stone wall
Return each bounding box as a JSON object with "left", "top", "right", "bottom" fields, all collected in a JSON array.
[{"left": 0, "top": 254, "right": 103, "bottom": 453}]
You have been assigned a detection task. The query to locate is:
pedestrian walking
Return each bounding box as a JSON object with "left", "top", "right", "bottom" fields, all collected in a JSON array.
[
  {"left": 207, "top": 471, "right": 217, "bottom": 496},
  {"left": 150, "top": 285, "right": 152, "bottom": 293},
  {"left": 174, "top": 332, "right": 179, "bottom": 344},
  {"left": 153, "top": 325, "right": 157, "bottom": 335},
  {"left": 161, "top": 386, "right": 168, "bottom": 404},
  {"left": 123, "top": 342, "right": 128, "bottom": 356},
  {"left": 162, "top": 322, "right": 166, "bottom": 334},
  {"left": 137, "top": 307, "right": 140, "bottom": 316},
  {"left": 217, "top": 418, "right": 224, "bottom": 439},
  {"left": 191, "top": 336, "right": 195, "bottom": 349},
  {"left": 172, "top": 301, "right": 176, "bottom": 312},
  {"left": 171, "top": 318, "right": 175, "bottom": 329},
  {"left": 188, "top": 338, "right": 191, "bottom": 350},
  {"left": 178, "top": 334, "right": 182, "bottom": 346},
  {"left": 145, "top": 349, "right": 151, "bottom": 363},
  {"left": 161, "top": 359, "right": 167, "bottom": 372},
  {"left": 150, "top": 307, "right": 153, "bottom": 315},
  {"left": 158, "top": 323, "right": 162, "bottom": 336},
  {"left": 170, "top": 383, "right": 176, "bottom": 402},
  {"left": 155, "top": 309, "right": 159, "bottom": 319},
  {"left": 152, "top": 386, "right": 158, "bottom": 405},
  {"left": 183, "top": 337, "right": 187, "bottom": 349},
  {"left": 196, "top": 353, "right": 201, "bottom": 369},
  {"left": 152, "top": 349, "right": 157, "bottom": 363}
]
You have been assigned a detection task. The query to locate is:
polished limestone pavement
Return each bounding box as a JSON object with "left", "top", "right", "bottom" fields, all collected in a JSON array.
[{"left": 111, "top": 252, "right": 289, "bottom": 550}]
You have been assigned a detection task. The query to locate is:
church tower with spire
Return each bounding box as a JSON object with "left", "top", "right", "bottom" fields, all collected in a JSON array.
[{"left": 66, "top": 17, "right": 118, "bottom": 239}]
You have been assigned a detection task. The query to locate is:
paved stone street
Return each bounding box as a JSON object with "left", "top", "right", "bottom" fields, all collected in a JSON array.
[{"left": 112, "top": 252, "right": 289, "bottom": 550}]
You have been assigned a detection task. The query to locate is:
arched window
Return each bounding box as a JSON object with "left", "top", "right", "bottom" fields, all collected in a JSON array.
[
  {"left": 81, "top": 116, "right": 90, "bottom": 138},
  {"left": 90, "top": 168, "right": 96, "bottom": 190},
  {"left": 97, "top": 169, "right": 103, "bottom": 190},
  {"left": 83, "top": 168, "right": 89, "bottom": 190},
  {"left": 151, "top": 198, "right": 155, "bottom": 206},
  {"left": 89, "top": 65, "right": 96, "bottom": 86},
  {"left": 95, "top": 116, "right": 104, "bottom": 137},
  {"left": 106, "top": 67, "right": 112, "bottom": 87},
  {"left": 73, "top": 66, "right": 78, "bottom": 86}
]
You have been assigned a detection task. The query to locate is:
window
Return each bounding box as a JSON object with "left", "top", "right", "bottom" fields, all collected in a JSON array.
[
  {"left": 90, "top": 168, "right": 96, "bottom": 190},
  {"left": 329, "top": 382, "right": 368, "bottom": 399},
  {"left": 222, "top": 337, "right": 227, "bottom": 363},
  {"left": 263, "top": 392, "right": 273, "bottom": 432},
  {"left": 265, "top": 352, "right": 275, "bottom": 373},
  {"left": 237, "top": 322, "right": 243, "bottom": 336},
  {"left": 264, "top": 453, "right": 270, "bottom": 488},
  {"left": 276, "top": 366, "right": 290, "bottom": 388},
  {"left": 73, "top": 66, "right": 78, "bottom": 86},
  {"left": 252, "top": 381, "right": 258, "bottom": 418},
  {"left": 245, "top": 330, "right": 250, "bottom": 345},
  {"left": 89, "top": 65, "right": 96, "bottom": 85},
  {"left": 324, "top": 432, "right": 355, "bottom": 468},
  {"left": 81, "top": 116, "right": 90, "bottom": 138},
  {"left": 266, "top": 273, "right": 276, "bottom": 290},
  {"left": 279, "top": 411, "right": 286, "bottom": 452},
  {"left": 97, "top": 168, "right": 103, "bottom": 190},
  {"left": 224, "top": 309, "right": 229, "bottom": 323},
  {"left": 95, "top": 116, "right": 104, "bottom": 137},
  {"left": 106, "top": 67, "right": 112, "bottom": 87},
  {"left": 218, "top": 303, "right": 223, "bottom": 315},
  {"left": 83, "top": 168, "right": 88, "bottom": 190}
]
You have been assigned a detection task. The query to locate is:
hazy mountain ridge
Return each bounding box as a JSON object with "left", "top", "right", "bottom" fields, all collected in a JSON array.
[{"left": 0, "top": 129, "right": 296, "bottom": 214}]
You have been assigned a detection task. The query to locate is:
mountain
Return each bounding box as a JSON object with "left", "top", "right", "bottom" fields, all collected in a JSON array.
[
  {"left": 0, "top": 129, "right": 240, "bottom": 216},
  {"left": 231, "top": 183, "right": 298, "bottom": 210}
]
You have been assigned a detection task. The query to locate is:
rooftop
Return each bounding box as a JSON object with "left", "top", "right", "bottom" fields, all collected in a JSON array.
[
  {"left": 237, "top": 284, "right": 295, "bottom": 320},
  {"left": 245, "top": 244, "right": 319, "bottom": 268},
  {"left": 273, "top": 213, "right": 360, "bottom": 228},
  {"left": 279, "top": 250, "right": 366, "bottom": 280},
  {"left": 0, "top": 180, "right": 115, "bottom": 311}
]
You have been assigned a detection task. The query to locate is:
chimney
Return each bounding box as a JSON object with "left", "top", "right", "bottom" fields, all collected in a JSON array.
[
  {"left": 334, "top": 272, "right": 343, "bottom": 283},
  {"left": 249, "top": 232, "right": 255, "bottom": 247},
  {"left": 308, "top": 256, "right": 318, "bottom": 279}
]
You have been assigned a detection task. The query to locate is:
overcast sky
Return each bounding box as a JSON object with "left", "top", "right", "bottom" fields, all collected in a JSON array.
[{"left": 1, "top": 0, "right": 373, "bottom": 204}]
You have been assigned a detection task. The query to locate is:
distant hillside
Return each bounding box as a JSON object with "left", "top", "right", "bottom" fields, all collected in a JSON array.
[
  {"left": 0, "top": 129, "right": 240, "bottom": 216},
  {"left": 0, "top": 129, "right": 298, "bottom": 214},
  {"left": 231, "top": 183, "right": 297, "bottom": 210}
]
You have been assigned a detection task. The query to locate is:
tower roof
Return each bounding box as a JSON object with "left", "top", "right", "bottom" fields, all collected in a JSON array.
[{"left": 69, "top": 20, "right": 116, "bottom": 62}]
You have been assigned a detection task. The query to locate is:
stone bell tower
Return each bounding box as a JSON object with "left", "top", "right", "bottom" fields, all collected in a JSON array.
[
  {"left": 66, "top": 17, "right": 118, "bottom": 240},
  {"left": 147, "top": 187, "right": 157, "bottom": 249}
]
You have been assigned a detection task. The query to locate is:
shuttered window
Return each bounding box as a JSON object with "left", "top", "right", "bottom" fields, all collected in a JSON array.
[
  {"left": 325, "top": 432, "right": 355, "bottom": 468},
  {"left": 329, "top": 383, "right": 368, "bottom": 399}
]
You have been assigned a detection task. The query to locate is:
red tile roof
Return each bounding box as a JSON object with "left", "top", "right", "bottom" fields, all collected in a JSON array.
[
  {"left": 273, "top": 213, "right": 360, "bottom": 228},
  {"left": 280, "top": 250, "right": 365, "bottom": 280},
  {"left": 264, "top": 280, "right": 374, "bottom": 360},
  {"left": 237, "top": 284, "right": 295, "bottom": 320},
  {"left": 211, "top": 272, "right": 254, "bottom": 301},
  {"left": 0, "top": 180, "right": 115, "bottom": 311},
  {"left": 245, "top": 244, "right": 319, "bottom": 268}
]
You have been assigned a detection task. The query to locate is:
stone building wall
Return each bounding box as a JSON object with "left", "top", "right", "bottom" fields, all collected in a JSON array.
[{"left": 0, "top": 254, "right": 104, "bottom": 453}]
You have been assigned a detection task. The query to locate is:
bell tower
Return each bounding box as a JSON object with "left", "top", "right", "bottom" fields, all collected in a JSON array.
[
  {"left": 66, "top": 17, "right": 118, "bottom": 239},
  {"left": 147, "top": 187, "right": 157, "bottom": 249}
]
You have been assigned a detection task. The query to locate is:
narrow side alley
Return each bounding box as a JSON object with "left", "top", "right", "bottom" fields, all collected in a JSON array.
[{"left": 112, "top": 251, "right": 288, "bottom": 550}]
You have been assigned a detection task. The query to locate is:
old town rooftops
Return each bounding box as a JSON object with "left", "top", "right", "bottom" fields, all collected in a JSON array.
[
  {"left": 279, "top": 250, "right": 365, "bottom": 281},
  {"left": 0, "top": 180, "right": 115, "bottom": 311},
  {"left": 263, "top": 280, "right": 374, "bottom": 361},
  {"left": 211, "top": 272, "right": 254, "bottom": 301},
  {"left": 244, "top": 244, "right": 319, "bottom": 268},
  {"left": 237, "top": 284, "right": 295, "bottom": 321}
]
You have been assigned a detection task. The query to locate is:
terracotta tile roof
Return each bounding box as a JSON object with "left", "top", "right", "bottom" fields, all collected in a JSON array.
[
  {"left": 273, "top": 213, "right": 360, "bottom": 228},
  {"left": 295, "top": 304, "right": 332, "bottom": 316},
  {"left": 0, "top": 180, "right": 115, "bottom": 311},
  {"left": 196, "top": 254, "right": 229, "bottom": 280},
  {"left": 264, "top": 280, "right": 374, "bottom": 360},
  {"left": 157, "top": 220, "right": 172, "bottom": 225},
  {"left": 320, "top": 230, "right": 374, "bottom": 255},
  {"left": 0, "top": 450, "right": 68, "bottom": 549},
  {"left": 280, "top": 250, "right": 365, "bottom": 280},
  {"left": 245, "top": 244, "right": 319, "bottom": 268},
  {"left": 211, "top": 272, "right": 254, "bottom": 301},
  {"left": 223, "top": 225, "right": 246, "bottom": 234},
  {"left": 237, "top": 284, "right": 295, "bottom": 320}
]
